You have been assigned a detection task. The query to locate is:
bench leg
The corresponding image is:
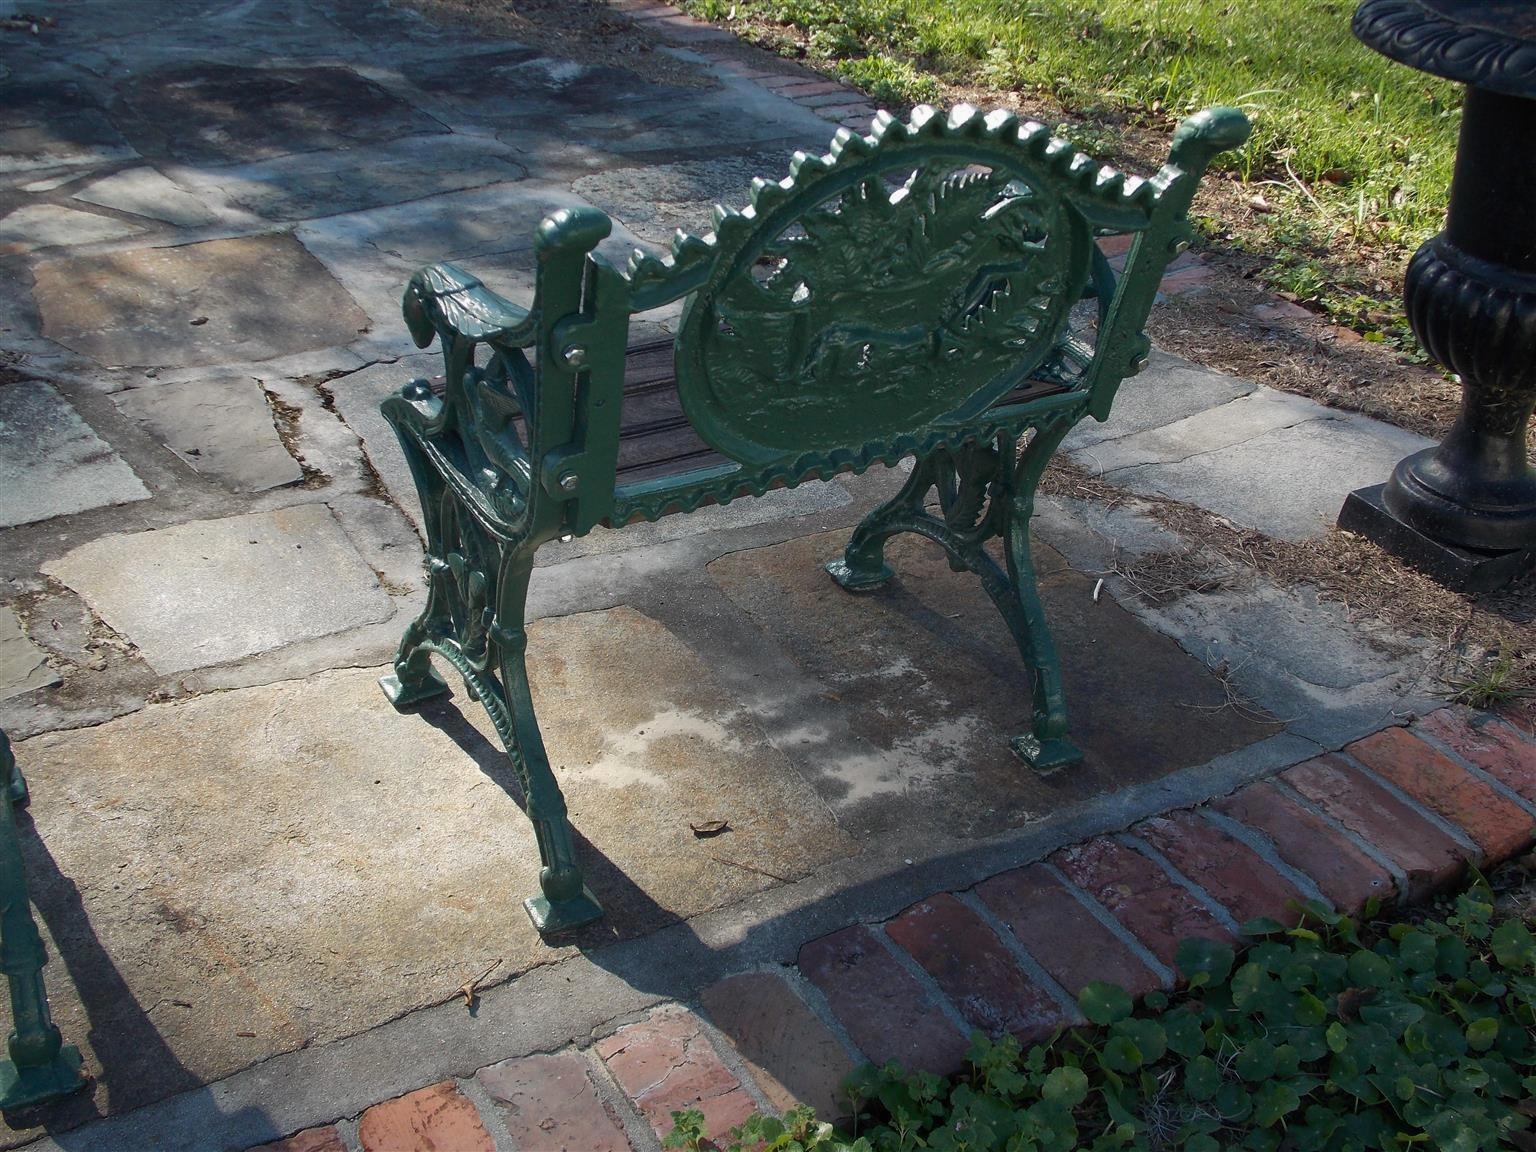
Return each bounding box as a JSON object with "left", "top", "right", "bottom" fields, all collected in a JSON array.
[
  {"left": 494, "top": 609, "right": 604, "bottom": 937},
  {"left": 826, "top": 456, "right": 938, "bottom": 590},
  {"left": 825, "top": 435, "right": 1083, "bottom": 774},
  {"left": 380, "top": 610, "right": 451, "bottom": 708}
]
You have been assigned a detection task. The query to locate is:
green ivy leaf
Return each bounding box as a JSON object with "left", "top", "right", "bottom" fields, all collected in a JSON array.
[
  {"left": 1492, "top": 920, "right": 1536, "bottom": 970},
  {"left": 1176, "top": 938, "right": 1236, "bottom": 988},
  {"left": 1236, "top": 1040, "right": 1277, "bottom": 1082},
  {"left": 1396, "top": 930, "right": 1438, "bottom": 973},
  {"left": 1165, "top": 1011, "right": 1206, "bottom": 1059},
  {"left": 1099, "top": 1034, "right": 1143, "bottom": 1073},
  {"left": 1346, "top": 949, "right": 1396, "bottom": 989},
  {"left": 1040, "top": 1066, "right": 1088, "bottom": 1108},
  {"left": 1112, "top": 1018, "right": 1167, "bottom": 1064},
  {"left": 1466, "top": 1017, "right": 1499, "bottom": 1051},
  {"left": 1252, "top": 1081, "right": 1301, "bottom": 1127},
  {"left": 1078, "top": 982, "right": 1133, "bottom": 1026},
  {"left": 1325, "top": 1021, "right": 1349, "bottom": 1053},
  {"left": 1185, "top": 1055, "right": 1222, "bottom": 1101},
  {"left": 1241, "top": 916, "right": 1288, "bottom": 938},
  {"left": 1358, "top": 997, "right": 1425, "bottom": 1037}
]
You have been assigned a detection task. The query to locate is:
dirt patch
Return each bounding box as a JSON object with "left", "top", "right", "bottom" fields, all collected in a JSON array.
[
  {"left": 398, "top": 0, "right": 713, "bottom": 88},
  {"left": 1041, "top": 459, "right": 1536, "bottom": 702}
]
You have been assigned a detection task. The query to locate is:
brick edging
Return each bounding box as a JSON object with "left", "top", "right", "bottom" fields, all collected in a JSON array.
[{"left": 251, "top": 705, "right": 1534, "bottom": 1150}]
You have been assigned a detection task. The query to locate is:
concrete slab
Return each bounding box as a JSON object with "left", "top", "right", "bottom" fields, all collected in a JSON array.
[
  {"left": 1064, "top": 349, "right": 1256, "bottom": 452},
  {"left": 572, "top": 152, "right": 793, "bottom": 245},
  {"left": 707, "top": 530, "right": 1280, "bottom": 838},
  {"left": 179, "top": 134, "right": 528, "bottom": 222},
  {"left": 72, "top": 166, "right": 252, "bottom": 229},
  {"left": 111, "top": 376, "right": 304, "bottom": 491},
  {"left": 10, "top": 609, "right": 853, "bottom": 1115},
  {"left": 115, "top": 63, "right": 445, "bottom": 166},
  {"left": 42, "top": 505, "right": 393, "bottom": 674},
  {"left": 0, "top": 605, "right": 58, "bottom": 701},
  {"left": 0, "top": 378, "right": 150, "bottom": 528},
  {"left": 1102, "top": 411, "right": 1433, "bottom": 542},
  {"left": 31, "top": 233, "right": 373, "bottom": 369},
  {"left": 0, "top": 204, "right": 145, "bottom": 256}
]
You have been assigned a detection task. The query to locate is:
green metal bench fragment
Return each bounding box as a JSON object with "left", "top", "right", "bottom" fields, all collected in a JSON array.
[{"left": 379, "top": 104, "right": 1251, "bottom": 936}]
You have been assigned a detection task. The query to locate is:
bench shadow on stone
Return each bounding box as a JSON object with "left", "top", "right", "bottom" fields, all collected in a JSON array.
[{"left": 8, "top": 813, "right": 273, "bottom": 1147}]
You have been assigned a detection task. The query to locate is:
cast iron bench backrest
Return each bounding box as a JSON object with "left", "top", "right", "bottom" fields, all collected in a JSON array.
[{"left": 397, "top": 104, "right": 1250, "bottom": 552}]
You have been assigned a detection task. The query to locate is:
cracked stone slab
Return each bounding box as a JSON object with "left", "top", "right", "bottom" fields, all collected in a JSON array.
[
  {"left": 572, "top": 152, "right": 796, "bottom": 245},
  {"left": 32, "top": 233, "right": 372, "bottom": 369},
  {"left": 1064, "top": 349, "right": 1256, "bottom": 453},
  {"left": 1075, "top": 388, "right": 1324, "bottom": 476},
  {"left": 9, "top": 610, "right": 853, "bottom": 1114},
  {"left": 0, "top": 204, "right": 146, "bottom": 256},
  {"left": 178, "top": 133, "right": 528, "bottom": 223},
  {"left": 1101, "top": 409, "right": 1434, "bottom": 542},
  {"left": 72, "top": 167, "right": 255, "bottom": 229},
  {"left": 0, "top": 606, "right": 58, "bottom": 701},
  {"left": 114, "top": 63, "right": 445, "bottom": 166},
  {"left": 0, "top": 378, "right": 150, "bottom": 527},
  {"left": 111, "top": 376, "right": 304, "bottom": 491},
  {"left": 42, "top": 504, "right": 393, "bottom": 674},
  {"left": 707, "top": 530, "right": 1279, "bottom": 839},
  {"left": 296, "top": 182, "right": 641, "bottom": 332}
]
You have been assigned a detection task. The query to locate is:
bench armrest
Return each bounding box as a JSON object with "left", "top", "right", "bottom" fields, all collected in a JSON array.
[{"left": 402, "top": 262, "right": 537, "bottom": 351}]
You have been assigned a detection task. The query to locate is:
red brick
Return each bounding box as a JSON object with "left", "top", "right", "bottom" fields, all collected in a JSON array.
[
  {"left": 1347, "top": 727, "right": 1534, "bottom": 863},
  {"left": 776, "top": 79, "right": 849, "bottom": 98},
  {"left": 1135, "top": 810, "right": 1307, "bottom": 926},
  {"left": 798, "top": 924, "right": 968, "bottom": 1074},
  {"left": 700, "top": 973, "right": 854, "bottom": 1121},
  {"left": 819, "top": 103, "right": 877, "bottom": 121},
  {"left": 597, "top": 1005, "right": 756, "bottom": 1142},
  {"left": 1097, "top": 233, "right": 1135, "bottom": 257},
  {"left": 1419, "top": 708, "right": 1536, "bottom": 804},
  {"left": 756, "top": 73, "right": 820, "bottom": 91},
  {"left": 1050, "top": 838, "right": 1233, "bottom": 968},
  {"left": 1281, "top": 755, "right": 1466, "bottom": 899},
  {"left": 1213, "top": 780, "right": 1394, "bottom": 913},
  {"left": 248, "top": 1127, "right": 346, "bottom": 1152},
  {"left": 977, "top": 865, "right": 1164, "bottom": 998},
  {"left": 357, "top": 1082, "right": 493, "bottom": 1152},
  {"left": 477, "top": 1051, "right": 632, "bottom": 1152},
  {"left": 885, "top": 893, "right": 1069, "bottom": 1043},
  {"left": 1498, "top": 699, "right": 1536, "bottom": 739}
]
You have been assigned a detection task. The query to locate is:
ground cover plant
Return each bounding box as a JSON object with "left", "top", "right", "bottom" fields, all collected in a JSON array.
[
  {"left": 667, "top": 881, "right": 1536, "bottom": 1150},
  {"left": 681, "top": 0, "right": 1460, "bottom": 352}
]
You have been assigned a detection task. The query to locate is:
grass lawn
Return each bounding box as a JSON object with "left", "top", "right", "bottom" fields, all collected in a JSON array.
[{"left": 684, "top": 0, "right": 1462, "bottom": 340}]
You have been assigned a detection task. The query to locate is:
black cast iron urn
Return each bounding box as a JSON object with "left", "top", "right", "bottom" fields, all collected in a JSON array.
[{"left": 1338, "top": 0, "right": 1536, "bottom": 590}]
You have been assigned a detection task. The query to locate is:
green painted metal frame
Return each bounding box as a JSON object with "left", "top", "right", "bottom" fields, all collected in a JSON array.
[
  {"left": 379, "top": 103, "right": 1250, "bottom": 936},
  {"left": 0, "top": 731, "right": 85, "bottom": 1111}
]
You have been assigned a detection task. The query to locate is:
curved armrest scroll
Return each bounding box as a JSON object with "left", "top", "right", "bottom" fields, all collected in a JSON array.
[{"left": 402, "top": 262, "right": 538, "bottom": 351}]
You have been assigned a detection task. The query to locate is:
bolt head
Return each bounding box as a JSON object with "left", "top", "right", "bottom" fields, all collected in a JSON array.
[
  {"left": 558, "top": 471, "right": 580, "bottom": 493},
  {"left": 1131, "top": 355, "right": 1150, "bottom": 375},
  {"left": 561, "top": 344, "right": 587, "bottom": 369},
  {"left": 1171, "top": 239, "right": 1190, "bottom": 255}
]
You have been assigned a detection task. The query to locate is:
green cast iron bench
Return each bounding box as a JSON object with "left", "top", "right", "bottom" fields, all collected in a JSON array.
[{"left": 378, "top": 103, "right": 1250, "bottom": 936}]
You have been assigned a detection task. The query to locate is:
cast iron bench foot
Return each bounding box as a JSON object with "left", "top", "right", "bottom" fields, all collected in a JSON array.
[
  {"left": 379, "top": 667, "right": 451, "bottom": 709},
  {"left": 525, "top": 887, "right": 604, "bottom": 936},
  {"left": 1011, "top": 734, "right": 1083, "bottom": 775},
  {"left": 825, "top": 557, "right": 895, "bottom": 591},
  {"left": 0, "top": 1046, "right": 84, "bottom": 1113}
]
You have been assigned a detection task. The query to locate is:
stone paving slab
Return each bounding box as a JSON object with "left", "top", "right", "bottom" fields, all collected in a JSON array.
[
  {"left": 1063, "top": 348, "right": 1256, "bottom": 452},
  {"left": 169, "top": 133, "right": 528, "bottom": 223},
  {"left": 42, "top": 504, "right": 393, "bottom": 673},
  {"left": 0, "top": 377, "right": 150, "bottom": 527},
  {"left": 32, "top": 234, "right": 373, "bottom": 369},
  {"left": 707, "top": 530, "right": 1281, "bottom": 837},
  {"left": 571, "top": 151, "right": 802, "bottom": 244},
  {"left": 113, "top": 62, "right": 446, "bottom": 166},
  {"left": 0, "top": 78, "right": 137, "bottom": 180},
  {"left": 111, "top": 375, "right": 305, "bottom": 491},
  {"left": 0, "top": 203, "right": 145, "bottom": 256},
  {"left": 0, "top": 604, "right": 59, "bottom": 701},
  {"left": 72, "top": 166, "right": 260, "bottom": 229},
  {"left": 8, "top": 603, "right": 854, "bottom": 1122},
  {"left": 1104, "top": 409, "right": 1434, "bottom": 541}
]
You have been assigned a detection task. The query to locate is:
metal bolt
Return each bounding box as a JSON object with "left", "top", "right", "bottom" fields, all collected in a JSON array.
[
  {"left": 561, "top": 345, "right": 587, "bottom": 369},
  {"left": 557, "top": 471, "right": 580, "bottom": 493},
  {"left": 1170, "top": 239, "right": 1190, "bottom": 256},
  {"left": 1131, "top": 355, "right": 1150, "bottom": 375}
]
